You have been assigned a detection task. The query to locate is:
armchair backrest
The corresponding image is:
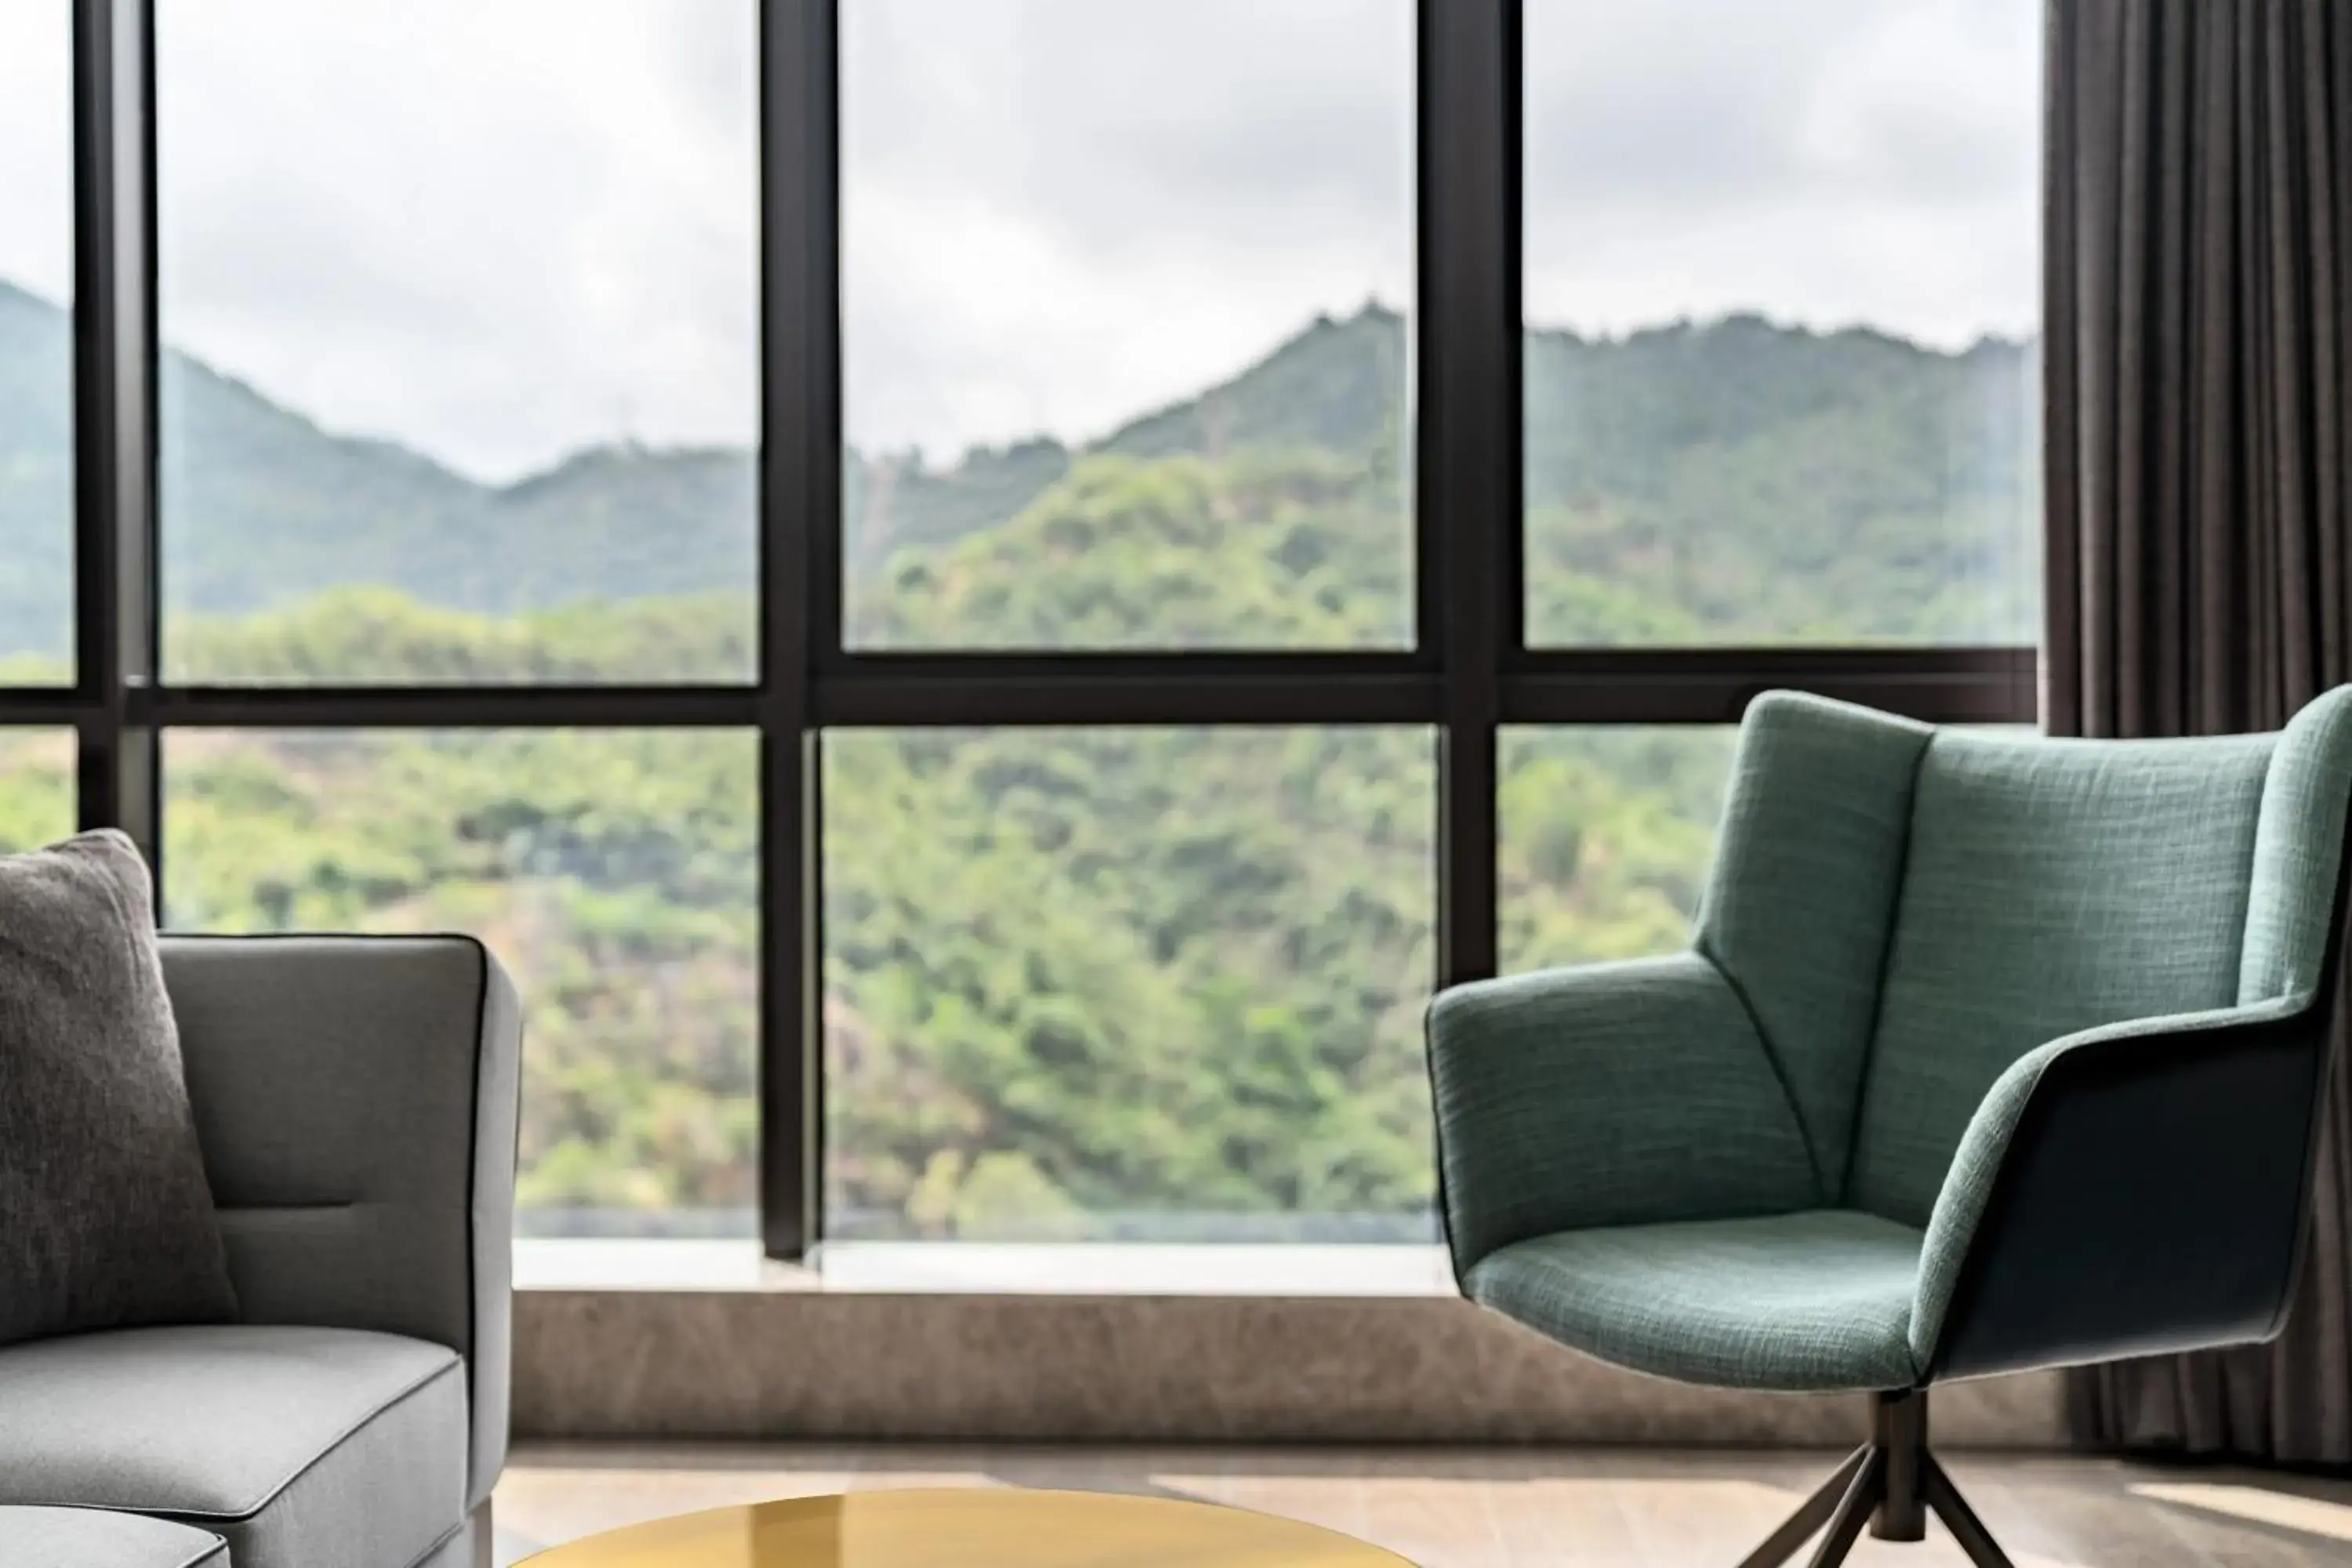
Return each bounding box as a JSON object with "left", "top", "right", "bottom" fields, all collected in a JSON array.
[
  {"left": 1695, "top": 695, "right": 1929, "bottom": 1200},
  {"left": 1698, "top": 687, "right": 2352, "bottom": 1231},
  {"left": 1849, "top": 728, "right": 2275, "bottom": 1226}
]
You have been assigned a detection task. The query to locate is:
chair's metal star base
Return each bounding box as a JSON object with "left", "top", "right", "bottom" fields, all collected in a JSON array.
[{"left": 1736, "top": 1391, "right": 2013, "bottom": 1568}]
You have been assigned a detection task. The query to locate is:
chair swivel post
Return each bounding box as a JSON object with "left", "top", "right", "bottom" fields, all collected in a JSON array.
[
  {"left": 1735, "top": 1390, "right": 2014, "bottom": 1568},
  {"left": 1871, "top": 1389, "right": 1927, "bottom": 1541}
]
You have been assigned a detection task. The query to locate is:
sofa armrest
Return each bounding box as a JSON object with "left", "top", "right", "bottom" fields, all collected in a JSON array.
[
  {"left": 1426, "top": 952, "right": 1820, "bottom": 1277},
  {"left": 162, "top": 935, "right": 521, "bottom": 1511},
  {"left": 1912, "top": 995, "right": 2327, "bottom": 1382}
]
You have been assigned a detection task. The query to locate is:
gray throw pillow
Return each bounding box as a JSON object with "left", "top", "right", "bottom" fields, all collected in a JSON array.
[{"left": 0, "top": 830, "right": 236, "bottom": 1344}]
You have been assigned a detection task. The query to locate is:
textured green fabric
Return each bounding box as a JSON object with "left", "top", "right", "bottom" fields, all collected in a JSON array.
[
  {"left": 1906, "top": 997, "right": 2303, "bottom": 1370},
  {"left": 1428, "top": 684, "right": 2352, "bottom": 1395},
  {"left": 2241, "top": 686, "right": 2352, "bottom": 1004},
  {"left": 1696, "top": 693, "right": 1931, "bottom": 1197},
  {"left": 1466, "top": 1210, "right": 1923, "bottom": 1392},
  {"left": 1847, "top": 728, "right": 2276, "bottom": 1226},
  {"left": 1906, "top": 688, "right": 2352, "bottom": 1370},
  {"left": 1427, "top": 953, "right": 1816, "bottom": 1272}
]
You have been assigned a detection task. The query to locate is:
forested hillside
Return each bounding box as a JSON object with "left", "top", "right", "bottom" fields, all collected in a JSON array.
[
  {"left": 0, "top": 285, "right": 2034, "bottom": 659},
  {"left": 0, "top": 277, "right": 2036, "bottom": 1240}
]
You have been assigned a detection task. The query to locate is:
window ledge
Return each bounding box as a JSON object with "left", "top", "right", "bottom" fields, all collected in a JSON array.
[{"left": 514, "top": 1239, "right": 1457, "bottom": 1298}]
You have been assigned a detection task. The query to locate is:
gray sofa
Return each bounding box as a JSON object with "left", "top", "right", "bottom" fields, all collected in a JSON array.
[{"left": 0, "top": 938, "right": 521, "bottom": 1568}]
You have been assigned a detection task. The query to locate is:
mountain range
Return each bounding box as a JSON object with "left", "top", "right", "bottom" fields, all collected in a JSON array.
[{"left": 0, "top": 279, "right": 2038, "bottom": 662}]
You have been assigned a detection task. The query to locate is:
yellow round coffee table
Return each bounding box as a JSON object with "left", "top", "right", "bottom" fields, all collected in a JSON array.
[{"left": 521, "top": 1488, "right": 1414, "bottom": 1566}]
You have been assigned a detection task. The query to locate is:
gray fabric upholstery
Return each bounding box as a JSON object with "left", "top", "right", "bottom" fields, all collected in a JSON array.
[
  {"left": 411, "top": 1513, "right": 487, "bottom": 1568},
  {"left": 0, "top": 1326, "right": 466, "bottom": 1568},
  {"left": 1696, "top": 692, "right": 1931, "bottom": 1197},
  {"left": 0, "top": 833, "right": 237, "bottom": 1345},
  {"left": 163, "top": 936, "right": 521, "bottom": 1509},
  {"left": 0, "top": 1508, "right": 227, "bottom": 1568}
]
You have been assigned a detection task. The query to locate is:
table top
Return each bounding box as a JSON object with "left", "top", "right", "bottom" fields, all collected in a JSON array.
[{"left": 520, "top": 1488, "right": 1415, "bottom": 1567}]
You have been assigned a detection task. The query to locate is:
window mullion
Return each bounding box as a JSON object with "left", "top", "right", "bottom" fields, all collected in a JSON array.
[
  {"left": 71, "top": 0, "right": 161, "bottom": 893},
  {"left": 760, "top": 0, "right": 839, "bottom": 1261},
  {"left": 1425, "top": 0, "right": 1516, "bottom": 989}
]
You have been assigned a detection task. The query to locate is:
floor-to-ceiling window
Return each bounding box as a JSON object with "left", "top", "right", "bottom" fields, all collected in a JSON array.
[
  {"left": 9, "top": 0, "right": 2038, "bottom": 1259},
  {"left": 0, "top": 0, "right": 78, "bottom": 854},
  {"left": 154, "top": 0, "right": 763, "bottom": 1240}
]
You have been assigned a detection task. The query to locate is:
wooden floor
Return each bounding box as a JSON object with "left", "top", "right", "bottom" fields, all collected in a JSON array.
[{"left": 495, "top": 1443, "right": 2352, "bottom": 1566}]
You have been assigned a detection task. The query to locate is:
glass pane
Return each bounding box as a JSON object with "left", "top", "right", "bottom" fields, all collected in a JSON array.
[
  {"left": 0, "top": 729, "right": 77, "bottom": 851},
  {"left": 825, "top": 727, "right": 1436, "bottom": 1240},
  {"left": 157, "top": 2, "right": 758, "bottom": 684},
  {"left": 843, "top": 1, "right": 1415, "bottom": 652},
  {"left": 163, "top": 729, "right": 759, "bottom": 1238},
  {"left": 1498, "top": 727, "right": 1733, "bottom": 975},
  {"left": 1523, "top": 1, "right": 2041, "bottom": 647},
  {"left": 0, "top": 0, "right": 76, "bottom": 681}
]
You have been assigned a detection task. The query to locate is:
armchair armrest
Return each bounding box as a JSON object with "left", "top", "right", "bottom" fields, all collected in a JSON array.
[
  {"left": 1426, "top": 953, "right": 1820, "bottom": 1277},
  {"left": 1912, "top": 995, "right": 2327, "bottom": 1382},
  {"left": 162, "top": 935, "right": 522, "bottom": 1510}
]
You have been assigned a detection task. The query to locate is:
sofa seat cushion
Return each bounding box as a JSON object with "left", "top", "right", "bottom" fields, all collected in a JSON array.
[
  {"left": 0, "top": 1508, "right": 227, "bottom": 1568},
  {"left": 1464, "top": 1208, "right": 1925, "bottom": 1392},
  {"left": 0, "top": 1326, "right": 466, "bottom": 1568}
]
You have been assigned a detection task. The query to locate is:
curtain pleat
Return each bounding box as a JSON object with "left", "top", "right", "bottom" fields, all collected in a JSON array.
[{"left": 2049, "top": 0, "right": 2352, "bottom": 1464}]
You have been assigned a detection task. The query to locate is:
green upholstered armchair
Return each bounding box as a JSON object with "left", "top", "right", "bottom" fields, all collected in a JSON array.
[{"left": 1428, "top": 688, "right": 2352, "bottom": 1568}]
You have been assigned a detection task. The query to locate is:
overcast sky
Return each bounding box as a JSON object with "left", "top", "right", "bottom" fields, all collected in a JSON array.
[
  {"left": 0, "top": 0, "right": 73, "bottom": 310},
  {"left": 0, "top": 0, "right": 2039, "bottom": 485}
]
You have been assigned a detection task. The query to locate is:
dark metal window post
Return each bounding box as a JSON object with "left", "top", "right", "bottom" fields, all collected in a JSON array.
[
  {"left": 53, "top": 0, "right": 2038, "bottom": 1263},
  {"left": 760, "top": 0, "right": 837, "bottom": 1260},
  {"left": 1425, "top": 0, "right": 1516, "bottom": 989},
  {"left": 71, "top": 0, "right": 159, "bottom": 863}
]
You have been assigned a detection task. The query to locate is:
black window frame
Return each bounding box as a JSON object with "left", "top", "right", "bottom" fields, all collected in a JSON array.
[{"left": 36, "top": 0, "right": 2038, "bottom": 1260}]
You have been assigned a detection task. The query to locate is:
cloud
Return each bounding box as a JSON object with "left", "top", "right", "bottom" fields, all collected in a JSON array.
[
  {"left": 1522, "top": 0, "right": 2041, "bottom": 347},
  {"left": 6, "top": 0, "right": 2038, "bottom": 477},
  {"left": 0, "top": 0, "right": 74, "bottom": 308},
  {"left": 844, "top": 0, "right": 1413, "bottom": 461},
  {"left": 157, "top": 0, "right": 758, "bottom": 485}
]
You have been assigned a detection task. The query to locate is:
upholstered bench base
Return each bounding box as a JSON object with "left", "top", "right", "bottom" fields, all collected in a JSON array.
[{"left": 0, "top": 1507, "right": 227, "bottom": 1568}]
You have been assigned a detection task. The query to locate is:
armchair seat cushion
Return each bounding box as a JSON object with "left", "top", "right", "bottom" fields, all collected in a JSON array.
[
  {"left": 0, "top": 1326, "right": 467, "bottom": 1568},
  {"left": 0, "top": 1508, "right": 227, "bottom": 1568},
  {"left": 1465, "top": 1210, "right": 1923, "bottom": 1392}
]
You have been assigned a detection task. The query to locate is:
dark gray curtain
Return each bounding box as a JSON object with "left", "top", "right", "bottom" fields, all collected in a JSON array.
[{"left": 2046, "top": 0, "right": 2352, "bottom": 1462}]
